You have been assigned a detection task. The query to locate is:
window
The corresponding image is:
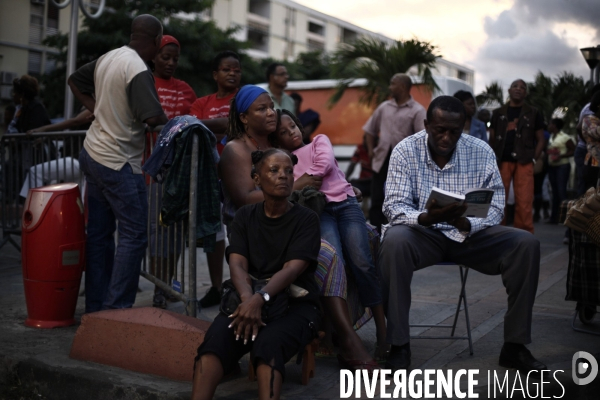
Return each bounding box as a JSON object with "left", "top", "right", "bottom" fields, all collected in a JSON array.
[
  {"left": 308, "top": 39, "right": 325, "bottom": 51},
  {"left": 28, "top": 51, "right": 42, "bottom": 76},
  {"left": 248, "top": 0, "right": 270, "bottom": 18},
  {"left": 341, "top": 28, "right": 358, "bottom": 44},
  {"left": 247, "top": 24, "right": 269, "bottom": 53},
  {"left": 308, "top": 22, "right": 324, "bottom": 36},
  {"left": 29, "top": 2, "right": 60, "bottom": 44},
  {"left": 29, "top": 4, "right": 44, "bottom": 45}
]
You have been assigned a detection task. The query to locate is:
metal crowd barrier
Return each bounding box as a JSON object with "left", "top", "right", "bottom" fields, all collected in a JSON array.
[
  {"left": 0, "top": 129, "right": 200, "bottom": 317},
  {"left": 0, "top": 131, "right": 86, "bottom": 251},
  {"left": 139, "top": 127, "right": 199, "bottom": 317}
]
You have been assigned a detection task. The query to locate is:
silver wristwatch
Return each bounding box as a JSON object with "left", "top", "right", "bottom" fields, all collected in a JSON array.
[{"left": 256, "top": 290, "right": 270, "bottom": 303}]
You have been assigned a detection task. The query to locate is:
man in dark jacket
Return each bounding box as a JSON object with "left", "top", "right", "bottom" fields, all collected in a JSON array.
[{"left": 489, "top": 79, "right": 545, "bottom": 233}]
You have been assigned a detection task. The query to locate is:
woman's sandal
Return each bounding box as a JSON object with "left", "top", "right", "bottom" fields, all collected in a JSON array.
[{"left": 337, "top": 354, "right": 379, "bottom": 374}]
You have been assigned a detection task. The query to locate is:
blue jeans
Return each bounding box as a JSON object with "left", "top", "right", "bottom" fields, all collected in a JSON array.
[
  {"left": 547, "top": 163, "right": 570, "bottom": 223},
  {"left": 320, "top": 196, "right": 382, "bottom": 307},
  {"left": 79, "top": 148, "right": 148, "bottom": 312}
]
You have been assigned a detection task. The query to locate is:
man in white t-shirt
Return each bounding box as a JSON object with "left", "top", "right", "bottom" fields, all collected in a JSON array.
[{"left": 68, "top": 14, "right": 168, "bottom": 312}]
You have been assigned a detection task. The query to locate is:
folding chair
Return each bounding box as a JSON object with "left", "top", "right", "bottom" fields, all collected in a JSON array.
[{"left": 410, "top": 263, "right": 474, "bottom": 355}]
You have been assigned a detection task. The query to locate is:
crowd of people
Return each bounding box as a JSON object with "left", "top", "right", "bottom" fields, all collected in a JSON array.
[{"left": 3, "top": 12, "right": 600, "bottom": 400}]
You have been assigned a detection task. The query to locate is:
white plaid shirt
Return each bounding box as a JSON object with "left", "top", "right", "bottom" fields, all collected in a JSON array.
[{"left": 382, "top": 130, "right": 505, "bottom": 242}]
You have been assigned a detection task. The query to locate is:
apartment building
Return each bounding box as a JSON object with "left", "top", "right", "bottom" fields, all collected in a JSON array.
[
  {"left": 209, "top": 0, "right": 474, "bottom": 87},
  {"left": 0, "top": 0, "right": 74, "bottom": 102},
  {"left": 0, "top": 0, "right": 474, "bottom": 128},
  {"left": 210, "top": 0, "right": 390, "bottom": 60}
]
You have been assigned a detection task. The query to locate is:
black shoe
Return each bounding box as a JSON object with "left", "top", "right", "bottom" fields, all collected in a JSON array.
[
  {"left": 385, "top": 344, "right": 411, "bottom": 371},
  {"left": 199, "top": 286, "right": 221, "bottom": 308},
  {"left": 499, "top": 343, "right": 547, "bottom": 373},
  {"left": 152, "top": 293, "right": 167, "bottom": 309}
]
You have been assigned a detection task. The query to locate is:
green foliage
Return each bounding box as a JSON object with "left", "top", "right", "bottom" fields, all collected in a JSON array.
[
  {"left": 291, "top": 50, "right": 333, "bottom": 81},
  {"left": 328, "top": 37, "right": 440, "bottom": 107},
  {"left": 551, "top": 72, "right": 591, "bottom": 130},
  {"left": 477, "top": 73, "right": 591, "bottom": 134},
  {"left": 237, "top": 50, "right": 333, "bottom": 85},
  {"left": 40, "top": 0, "right": 333, "bottom": 118},
  {"left": 526, "top": 72, "right": 555, "bottom": 123},
  {"left": 41, "top": 0, "right": 246, "bottom": 117},
  {"left": 526, "top": 71, "right": 591, "bottom": 132},
  {"left": 476, "top": 81, "right": 505, "bottom": 108}
]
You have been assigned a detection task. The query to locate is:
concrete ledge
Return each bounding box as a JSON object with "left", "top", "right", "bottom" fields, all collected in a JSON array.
[
  {"left": 1, "top": 356, "right": 190, "bottom": 400},
  {"left": 69, "top": 307, "right": 210, "bottom": 381}
]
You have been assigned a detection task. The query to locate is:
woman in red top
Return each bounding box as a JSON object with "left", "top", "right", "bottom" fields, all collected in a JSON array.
[
  {"left": 189, "top": 51, "right": 242, "bottom": 308},
  {"left": 153, "top": 35, "right": 196, "bottom": 118},
  {"left": 149, "top": 35, "right": 197, "bottom": 308}
]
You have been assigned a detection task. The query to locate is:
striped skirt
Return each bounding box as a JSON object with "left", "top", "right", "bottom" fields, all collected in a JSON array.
[{"left": 314, "top": 223, "right": 379, "bottom": 330}]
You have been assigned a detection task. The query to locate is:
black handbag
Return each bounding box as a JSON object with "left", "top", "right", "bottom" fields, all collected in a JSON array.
[{"left": 220, "top": 278, "right": 289, "bottom": 323}]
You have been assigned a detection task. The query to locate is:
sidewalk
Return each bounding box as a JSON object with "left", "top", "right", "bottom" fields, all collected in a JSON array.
[{"left": 1, "top": 221, "right": 599, "bottom": 399}]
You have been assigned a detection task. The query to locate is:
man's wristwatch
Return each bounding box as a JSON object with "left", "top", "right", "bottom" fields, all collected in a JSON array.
[{"left": 256, "top": 290, "right": 270, "bottom": 303}]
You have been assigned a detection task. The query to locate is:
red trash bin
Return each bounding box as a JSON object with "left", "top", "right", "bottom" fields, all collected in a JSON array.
[{"left": 22, "top": 183, "right": 85, "bottom": 328}]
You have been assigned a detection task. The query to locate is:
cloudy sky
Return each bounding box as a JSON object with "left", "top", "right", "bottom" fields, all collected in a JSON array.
[{"left": 295, "top": 0, "right": 599, "bottom": 94}]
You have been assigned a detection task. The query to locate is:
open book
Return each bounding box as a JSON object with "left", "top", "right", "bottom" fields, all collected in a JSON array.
[{"left": 424, "top": 187, "right": 495, "bottom": 218}]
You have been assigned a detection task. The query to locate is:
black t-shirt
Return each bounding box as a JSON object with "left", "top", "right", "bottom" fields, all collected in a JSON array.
[
  {"left": 227, "top": 202, "right": 321, "bottom": 305},
  {"left": 501, "top": 106, "right": 544, "bottom": 161}
]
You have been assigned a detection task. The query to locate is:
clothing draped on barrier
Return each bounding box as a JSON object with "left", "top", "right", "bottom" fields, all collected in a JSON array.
[{"left": 143, "top": 115, "right": 221, "bottom": 252}]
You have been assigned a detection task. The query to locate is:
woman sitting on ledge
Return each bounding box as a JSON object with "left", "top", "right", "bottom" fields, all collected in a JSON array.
[
  {"left": 191, "top": 149, "right": 321, "bottom": 400},
  {"left": 216, "top": 85, "right": 379, "bottom": 371}
]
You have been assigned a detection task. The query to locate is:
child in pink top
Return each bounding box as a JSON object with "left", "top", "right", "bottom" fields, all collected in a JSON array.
[{"left": 272, "top": 109, "right": 388, "bottom": 361}]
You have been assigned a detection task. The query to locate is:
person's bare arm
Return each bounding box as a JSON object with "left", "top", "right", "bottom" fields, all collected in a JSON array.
[
  {"left": 417, "top": 199, "right": 469, "bottom": 231},
  {"left": 27, "top": 109, "right": 94, "bottom": 134},
  {"left": 227, "top": 253, "right": 263, "bottom": 344},
  {"left": 345, "top": 161, "right": 357, "bottom": 178},
  {"left": 365, "top": 132, "right": 376, "bottom": 160},
  {"left": 229, "top": 256, "right": 310, "bottom": 343},
  {"left": 564, "top": 138, "right": 576, "bottom": 158},
  {"left": 219, "top": 141, "right": 265, "bottom": 208},
  {"left": 293, "top": 174, "right": 322, "bottom": 190},
  {"left": 534, "top": 129, "right": 545, "bottom": 160},
  {"left": 200, "top": 118, "right": 228, "bottom": 135},
  {"left": 145, "top": 113, "right": 168, "bottom": 128},
  {"left": 68, "top": 78, "right": 96, "bottom": 113}
]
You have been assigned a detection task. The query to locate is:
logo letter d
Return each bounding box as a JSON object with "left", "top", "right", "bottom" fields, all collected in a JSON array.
[{"left": 572, "top": 351, "right": 598, "bottom": 385}]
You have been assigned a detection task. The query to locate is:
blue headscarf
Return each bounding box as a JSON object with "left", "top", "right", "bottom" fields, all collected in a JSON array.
[{"left": 235, "top": 85, "right": 268, "bottom": 113}]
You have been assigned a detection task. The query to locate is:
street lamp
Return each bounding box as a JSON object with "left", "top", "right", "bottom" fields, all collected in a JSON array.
[{"left": 580, "top": 45, "right": 600, "bottom": 85}]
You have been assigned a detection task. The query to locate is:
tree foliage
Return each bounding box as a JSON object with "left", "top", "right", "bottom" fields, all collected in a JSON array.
[
  {"left": 526, "top": 71, "right": 591, "bottom": 132},
  {"left": 477, "top": 72, "right": 592, "bottom": 133},
  {"left": 328, "top": 37, "right": 440, "bottom": 107},
  {"left": 476, "top": 81, "right": 505, "bottom": 108},
  {"left": 40, "top": 0, "right": 332, "bottom": 117}
]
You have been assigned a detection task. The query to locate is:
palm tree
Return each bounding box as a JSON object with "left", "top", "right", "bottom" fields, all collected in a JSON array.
[
  {"left": 552, "top": 72, "right": 590, "bottom": 128},
  {"left": 328, "top": 37, "right": 440, "bottom": 107},
  {"left": 527, "top": 72, "right": 554, "bottom": 123},
  {"left": 476, "top": 81, "right": 505, "bottom": 109},
  {"left": 526, "top": 71, "right": 590, "bottom": 132}
]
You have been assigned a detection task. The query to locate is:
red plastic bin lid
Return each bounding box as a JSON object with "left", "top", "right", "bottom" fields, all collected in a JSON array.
[{"left": 30, "top": 183, "right": 79, "bottom": 193}]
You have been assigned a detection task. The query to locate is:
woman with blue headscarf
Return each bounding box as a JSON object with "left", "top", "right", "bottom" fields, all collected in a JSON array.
[{"left": 219, "top": 85, "right": 323, "bottom": 227}]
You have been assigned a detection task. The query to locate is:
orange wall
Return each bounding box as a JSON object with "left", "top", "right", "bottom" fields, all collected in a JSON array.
[{"left": 293, "top": 84, "right": 432, "bottom": 145}]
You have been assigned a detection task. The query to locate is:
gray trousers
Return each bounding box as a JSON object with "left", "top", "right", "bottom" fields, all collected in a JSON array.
[{"left": 379, "top": 224, "right": 540, "bottom": 346}]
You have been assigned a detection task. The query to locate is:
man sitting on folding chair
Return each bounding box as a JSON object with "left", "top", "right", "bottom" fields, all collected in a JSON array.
[{"left": 379, "top": 96, "right": 546, "bottom": 373}]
